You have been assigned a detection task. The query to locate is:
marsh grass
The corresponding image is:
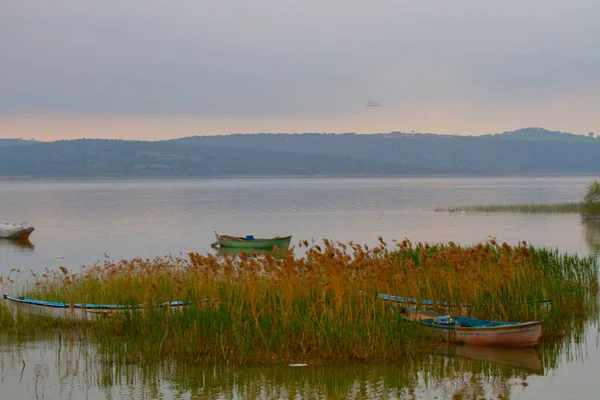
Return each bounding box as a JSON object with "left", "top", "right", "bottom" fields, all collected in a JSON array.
[
  {"left": 438, "top": 202, "right": 600, "bottom": 218},
  {"left": 0, "top": 239, "right": 597, "bottom": 365},
  {"left": 440, "top": 203, "right": 581, "bottom": 214}
]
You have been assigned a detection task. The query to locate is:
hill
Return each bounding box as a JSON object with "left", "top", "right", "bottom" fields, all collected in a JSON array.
[
  {"left": 0, "top": 138, "right": 40, "bottom": 147},
  {"left": 0, "top": 128, "right": 599, "bottom": 178},
  {"left": 482, "top": 127, "right": 598, "bottom": 141}
]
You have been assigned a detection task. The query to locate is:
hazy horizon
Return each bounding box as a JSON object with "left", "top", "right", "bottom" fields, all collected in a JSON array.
[
  {"left": 1, "top": 106, "right": 597, "bottom": 142},
  {"left": 2, "top": 1, "right": 599, "bottom": 141}
]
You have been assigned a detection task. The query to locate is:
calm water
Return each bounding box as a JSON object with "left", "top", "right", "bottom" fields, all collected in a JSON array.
[
  {"left": 1, "top": 328, "right": 598, "bottom": 400},
  {"left": 1, "top": 177, "right": 599, "bottom": 399},
  {"left": 1, "top": 177, "right": 598, "bottom": 275}
]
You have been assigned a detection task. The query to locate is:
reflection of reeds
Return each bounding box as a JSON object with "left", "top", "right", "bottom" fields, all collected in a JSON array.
[
  {"left": 0, "top": 239, "right": 597, "bottom": 365},
  {"left": 583, "top": 220, "right": 600, "bottom": 257},
  {"left": 0, "top": 332, "right": 559, "bottom": 400}
]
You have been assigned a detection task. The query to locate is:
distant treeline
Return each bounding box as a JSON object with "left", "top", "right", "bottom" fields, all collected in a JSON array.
[{"left": 1, "top": 128, "right": 599, "bottom": 178}]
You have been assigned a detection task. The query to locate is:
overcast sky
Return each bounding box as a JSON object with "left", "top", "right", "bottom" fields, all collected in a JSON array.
[{"left": 1, "top": 0, "right": 599, "bottom": 140}]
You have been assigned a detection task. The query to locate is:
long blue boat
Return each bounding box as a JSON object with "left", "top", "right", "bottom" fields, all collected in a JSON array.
[
  {"left": 2, "top": 294, "right": 192, "bottom": 321},
  {"left": 377, "top": 293, "right": 551, "bottom": 308},
  {"left": 377, "top": 293, "right": 459, "bottom": 307}
]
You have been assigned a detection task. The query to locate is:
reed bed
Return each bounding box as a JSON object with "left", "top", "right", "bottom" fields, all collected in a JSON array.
[
  {"left": 438, "top": 202, "right": 600, "bottom": 217},
  {"left": 0, "top": 239, "right": 597, "bottom": 365}
]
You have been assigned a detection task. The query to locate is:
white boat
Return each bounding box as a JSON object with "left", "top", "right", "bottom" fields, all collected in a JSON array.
[{"left": 0, "top": 222, "right": 35, "bottom": 239}]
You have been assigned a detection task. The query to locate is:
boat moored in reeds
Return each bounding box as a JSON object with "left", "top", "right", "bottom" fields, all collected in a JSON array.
[
  {"left": 2, "top": 294, "right": 192, "bottom": 322},
  {"left": 397, "top": 305, "right": 543, "bottom": 348}
]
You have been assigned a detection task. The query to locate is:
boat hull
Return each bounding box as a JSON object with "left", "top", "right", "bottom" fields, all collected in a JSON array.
[
  {"left": 216, "top": 234, "right": 292, "bottom": 249},
  {"left": 0, "top": 222, "right": 35, "bottom": 239},
  {"left": 4, "top": 300, "right": 122, "bottom": 321},
  {"left": 2, "top": 295, "right": 190, "bottom": 322},
  {"left": 216, "top": 246, "right": 282, "bottom": 257},
  {"left": 11, "top": 231, "right": 33, "bottom": 240},
  {"left": 401, "top": 307, "right": 542, "bottom": 347},
  {"left": 427, "top": 321, "right": 543, "bottom": 347}
]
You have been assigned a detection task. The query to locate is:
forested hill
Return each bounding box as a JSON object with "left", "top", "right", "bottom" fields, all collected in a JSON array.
[
  {"left": 0, "top": 138, "right": 39, "bottom": 147},
  {"left": 1, "top": 128, "right": 599, "bottom": 178}
]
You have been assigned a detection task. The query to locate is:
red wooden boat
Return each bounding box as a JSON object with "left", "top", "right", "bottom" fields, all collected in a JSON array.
[{"left": 400, "top": 306, "right": 542, "bottom": 348}]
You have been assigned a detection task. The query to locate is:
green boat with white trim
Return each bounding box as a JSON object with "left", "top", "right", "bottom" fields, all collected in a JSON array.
[{"left": 214, "top": 232, "right": 292, "bottom": 249}]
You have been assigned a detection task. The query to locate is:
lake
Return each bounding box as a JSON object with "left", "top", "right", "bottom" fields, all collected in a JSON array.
[{"left": 0, "top": 177, "right": 599, "bottom": 399}]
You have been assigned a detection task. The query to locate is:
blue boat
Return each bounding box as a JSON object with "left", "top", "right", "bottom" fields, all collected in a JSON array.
[
  {"left": 377, "top": 293, "right": 550, "bottom": 308},
  {"left": 2, "top": 294, "right": 192, "bottom": 321},
  {"left": 377, "top": 293, "right": 461, "bottom": 307}
]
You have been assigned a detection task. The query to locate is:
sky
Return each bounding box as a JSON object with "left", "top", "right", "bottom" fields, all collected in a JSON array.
[{"left": 1, "top": 0, "right": 599, "bottom": 141}]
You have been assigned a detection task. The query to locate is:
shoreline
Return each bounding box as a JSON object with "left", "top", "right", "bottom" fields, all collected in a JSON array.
[{"left": 1, "top": 172, "right": 599, "bottom": 182}]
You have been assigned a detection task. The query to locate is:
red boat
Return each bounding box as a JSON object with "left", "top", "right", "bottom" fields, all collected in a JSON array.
[{"left": 400, "top": 306, "right": 542, "bottom": 348}]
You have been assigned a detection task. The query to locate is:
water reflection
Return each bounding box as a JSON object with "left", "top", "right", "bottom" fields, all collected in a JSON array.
[
  {"left": 582, "top": 220, "right": 600, "bottom": 258},
  {"left": 430, "top": 345, "right": 543, "bottom": 375},
  {"left": 0, "top": 238, "right": 34, "bottom": 251},
  {"left": 2, "top": 331, "right": 595, "bottom": 400}
]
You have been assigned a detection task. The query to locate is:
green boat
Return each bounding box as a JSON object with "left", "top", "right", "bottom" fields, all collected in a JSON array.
[
  {"left": 216, "top": 246, "right": 284, "bottom": 258},
  {"left": 214, "top": 232, "right": 292, "bottom": 249}
]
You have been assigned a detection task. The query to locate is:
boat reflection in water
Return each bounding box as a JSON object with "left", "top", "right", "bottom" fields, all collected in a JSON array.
[
  {"left": 431, "top": 344, "right": 544, "bottom": 375},
  {"left": 0, "top": 238, "right": 35, "bottom": 251}
]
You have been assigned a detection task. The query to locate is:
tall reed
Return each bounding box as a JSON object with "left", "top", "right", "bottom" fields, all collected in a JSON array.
[
  {"left": 438, "top": 202, "right": 600, "bottom": 218},
  {"left": 1, "top": 239, "right": 597, "bottom": 365},
  {"left": 438, "top": 203, "right": 582, "bottom": 214}
]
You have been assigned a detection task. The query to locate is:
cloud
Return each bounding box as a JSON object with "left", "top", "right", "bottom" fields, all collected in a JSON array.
[{"left": 1, "top": 0, "right": 599, "bottom": 117}]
